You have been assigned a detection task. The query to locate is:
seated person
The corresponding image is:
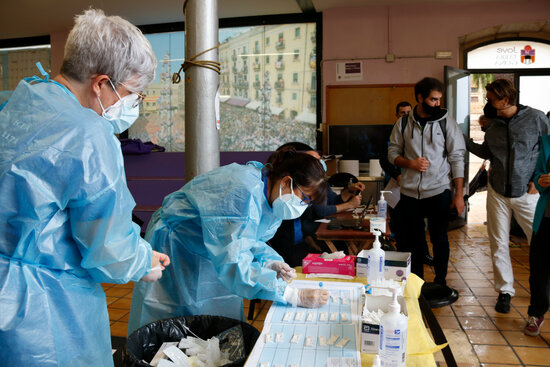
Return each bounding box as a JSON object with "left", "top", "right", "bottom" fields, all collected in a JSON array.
[{"left": 268, "top": 144, "right": 364, "bottom": 266}]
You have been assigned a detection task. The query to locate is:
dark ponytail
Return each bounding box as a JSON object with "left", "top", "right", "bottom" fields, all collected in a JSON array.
[{"left": 266, "top": 147, "right": 327, "bottom": 204}]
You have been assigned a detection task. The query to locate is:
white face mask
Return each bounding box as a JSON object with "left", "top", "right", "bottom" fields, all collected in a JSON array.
[
  {"left": 272, "top": 178, "right": 308, "bottom": 220},
  {"left": 97, "top": 80, "right": 141, "bottom": 133}
]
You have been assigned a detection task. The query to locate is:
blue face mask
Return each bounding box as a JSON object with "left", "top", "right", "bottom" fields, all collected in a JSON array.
[
  {"left": 97, "top": 80, "right": 140, "bottom": 133},
  {"left": 320, "top": 159, "right": 327, "bottom": 172},
  {"left": 272, "top": 178, "right": 308, "bottom": 220}
]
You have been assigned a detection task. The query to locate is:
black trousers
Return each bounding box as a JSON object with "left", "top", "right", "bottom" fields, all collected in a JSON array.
[
  {"left": 395, "top": 190, "right": 451, "bottom": 285},
  {"left": 528, "top": 216, "right": 550, "bottom": 318}
]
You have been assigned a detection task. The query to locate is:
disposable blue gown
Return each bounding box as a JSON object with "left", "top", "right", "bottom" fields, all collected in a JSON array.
[
  {"left": 128, "top": 163, "right": 288, "bottom": 334},
  {"left": 0, "top": 77, "right": 153, "bottom": 366}
]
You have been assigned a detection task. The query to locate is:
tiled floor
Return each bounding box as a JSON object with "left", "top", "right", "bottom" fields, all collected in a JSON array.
[{"left": 102, "top": 175, "right": 550, "bottom": 366}]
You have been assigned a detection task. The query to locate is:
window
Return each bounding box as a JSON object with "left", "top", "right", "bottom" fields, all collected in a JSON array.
[
  {"left": 294, "top": 49, "right": 299, "bottom": 61},
  {"left": 128, "top": 22, "right": 318, "bottom": 152},
  {"left": 1, "top": 44, "right": 51, "bottom": 90},
  {"left": 295, "top": 27, "right": 301, "bottom": 38}
]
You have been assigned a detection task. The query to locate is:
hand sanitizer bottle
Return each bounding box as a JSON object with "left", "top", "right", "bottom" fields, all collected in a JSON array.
[
  {"left": 366, "top": 230, "right": 385, "bottom": 284},
  {"left": 379, "top": 287, "right": 408, "bottom": 367},
  {"left": 377, "top": 191, "right": 391, "bottom": 219}
]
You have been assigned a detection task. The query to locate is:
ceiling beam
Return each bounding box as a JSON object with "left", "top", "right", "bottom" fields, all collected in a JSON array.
[{"left": 295, "top": 0, "right": 316, "bottom": 14}]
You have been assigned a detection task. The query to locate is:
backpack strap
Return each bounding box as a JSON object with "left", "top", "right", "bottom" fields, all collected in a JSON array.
[
  {"left": 400, "top": 113, "right": 409, "bottom": 156},
  {"left": 400, "top": 113, "right": 447, "bottom": 156}
]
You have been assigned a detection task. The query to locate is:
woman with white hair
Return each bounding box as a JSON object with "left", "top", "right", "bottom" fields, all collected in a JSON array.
[{"left": 0, "top": 9, "right": 169, "bottom": 366}]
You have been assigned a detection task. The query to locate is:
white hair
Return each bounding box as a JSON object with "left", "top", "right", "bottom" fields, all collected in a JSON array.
[{"left": 61, "top": 8, "right": 157, "bottom": 92}]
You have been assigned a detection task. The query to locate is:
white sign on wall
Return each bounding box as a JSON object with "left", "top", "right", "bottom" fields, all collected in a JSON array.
[
  {"left": 336, "top": 61, "right": 363, "bottom": 81},
  {"left": 467, "top": 40, "right": 550, "bottom": 69}
]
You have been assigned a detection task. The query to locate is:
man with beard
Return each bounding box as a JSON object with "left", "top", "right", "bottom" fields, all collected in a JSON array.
[
  {"left": 466, "top": 79, "right": 549, "bottom": 314},
  {"left": 388, "top": 77, "right": 465, "bottom": 304}
]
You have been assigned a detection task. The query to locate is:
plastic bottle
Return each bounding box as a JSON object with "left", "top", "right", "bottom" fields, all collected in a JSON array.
[
  {"left": 377, "top": 191, "right": 391, "bottom": 219},
  {"left": 366, "top": 230, "right": 385, "bottom": 284},
  {"left": 372, "top": 355, "right": 381, "bottom": 367},
  {"left": 379, "top": 287, "right": 408, "bottom": 367}
]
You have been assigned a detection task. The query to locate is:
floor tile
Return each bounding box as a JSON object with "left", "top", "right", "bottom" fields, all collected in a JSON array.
[
  {"left": 452, "top": 305, "right": 487, "bottom": 317},
  {"left": 502, "top": 331, "right": 549, "bottom": 347},
  {"left": 107, "top": 307, "right": 129, "bottom": 321},
  {"left": 473, "top": 345, "right": 520, "bottom": 364},
  {"left": 471, "top": 287, "right": 498, "bottom": 297},
  {"left": 109, "top": 297, "right": 133, "bottom": 309},
  {"left": 104, "top": 287, "right": 133, "bottom": 298},
  {"left": 432, "top": 307, "right": 455, "bottom": 317},
  {"left": 458, "top": 316, "right": 497, "bottom": 330},
  {"left": 492, "top": 317, "right": 528, "bottom": 331},
  {"left": 513, "top": 346, "right": 550, "bottom": 365},
  {"left": 465, "top": 330, "right": 507, "bottom": 345},
  {"left": 438, "top": 316, "right": 461, "bottom": 329},
  {"left": 484, "top": 306, "right": 522, "bottom": 319},
  {"left": 464, "top": 279, "right": 494, "bottom": 288},
  {"left": 453, "top": 296, "right": 481, "bottom": 306},
  {"left": 110, "top": 321, "right": 129, "bottom": 338}
]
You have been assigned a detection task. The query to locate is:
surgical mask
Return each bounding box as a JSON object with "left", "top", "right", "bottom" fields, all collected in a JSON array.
[
  {"left": 97, "top": 80, "right": 141, "bottom": 133},
  {"left": 483, "top": 103, "right": 498, "bottom": 118},
  {"left": 320, "top": 159, "right": 327, "bottom": 172},
  {"left": 422, "top": 101, "right": 442, "bottom": 117},
  {"left": 272, "top": 178, "right": 308, "bottom": 220}
]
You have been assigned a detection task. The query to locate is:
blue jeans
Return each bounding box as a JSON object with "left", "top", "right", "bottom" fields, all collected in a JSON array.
[{"left": 395, "top": 190, "right": 451, "bottom": 285}]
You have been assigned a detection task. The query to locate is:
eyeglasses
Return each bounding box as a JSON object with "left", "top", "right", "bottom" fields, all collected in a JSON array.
[
  {"left": 295, "top": 183, "right": 312, "bottom": 206},
  {"left": 116, "top": 81, "right": 146, "bottom": 108}
]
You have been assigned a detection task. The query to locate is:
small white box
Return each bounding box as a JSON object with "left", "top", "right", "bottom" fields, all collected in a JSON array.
[
  {"left": 361, "top": 295, "right": 408, "bottom": 353},
  {"left": 356, "top": 251, "right": 411, "bottom": 282}
]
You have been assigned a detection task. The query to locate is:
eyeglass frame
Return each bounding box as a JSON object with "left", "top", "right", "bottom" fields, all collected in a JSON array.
[
  {"left": 295, "top": 182, "right": 312, "bottom": 206},
  {"left": 111, "top": 80, "right": 146, "bottom": 108}
]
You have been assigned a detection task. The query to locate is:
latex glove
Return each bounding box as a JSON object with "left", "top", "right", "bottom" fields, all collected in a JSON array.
[
  {"left": 140, "top": 264, "right": 162, "bottom": 282},
  {"left": 141, "top": 251, "right": 171, "bottom": 282},
  {"left": 152, "top": 250, "right": 171, "bottom": 270},
  {"left": 284, "top": 287, "right": 330, "bottom": 308},
  {"left": 265, "top": 260, "right": 297, "bottom": 283}
]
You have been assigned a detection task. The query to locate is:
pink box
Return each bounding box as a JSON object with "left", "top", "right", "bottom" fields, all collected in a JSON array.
[{"left": 302, "top": 254, "right": 356, "bottom": 276}]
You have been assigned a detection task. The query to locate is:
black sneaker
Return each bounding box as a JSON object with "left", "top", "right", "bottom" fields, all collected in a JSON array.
[{"left": 495, "top": 293, "right": 511, "bottom": 313}]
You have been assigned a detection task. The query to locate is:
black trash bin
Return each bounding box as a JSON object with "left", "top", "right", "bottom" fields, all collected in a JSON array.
[{"left": 124, "top": 315, "right": 260, "bottom": 367}]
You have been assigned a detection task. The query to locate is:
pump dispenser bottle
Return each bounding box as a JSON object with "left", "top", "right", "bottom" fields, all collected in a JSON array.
[
  {"left": 372, "top": 355, "right": 381, "bottom": 367},
  {"left": 377, "top": 191, "right": 391, "bottom": 219},
  {"left": 366, "top": 230, "right": 385, "bottom": 284},
  {"left": 379, "top": 287, "right": 408, "bottom": 367}
]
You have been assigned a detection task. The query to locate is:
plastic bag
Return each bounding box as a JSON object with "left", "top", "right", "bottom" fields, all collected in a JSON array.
[{"left": 124, "top": 315, "right": 259, "bottom": 367}]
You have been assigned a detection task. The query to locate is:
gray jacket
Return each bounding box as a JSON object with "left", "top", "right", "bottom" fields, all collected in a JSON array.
[
  {"left": 388, "top": 109, "right": 465, "bottom": 199},
  {"left": 466, "top": 105, "right": 550, "bottom": 198}
]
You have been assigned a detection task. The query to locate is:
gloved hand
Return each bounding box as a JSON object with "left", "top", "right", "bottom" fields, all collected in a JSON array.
[
  {"left": 140, "top": 264, "right": 162, "bottom": 282},
  {"left": 284, "top": 287, "right": 330, "bottom": 308},
  {"left": 140, "top": 250, "right": 171, "bottom": 283},
  {"left": 265, "top": 260, "right": 297, "bottom": 283}
]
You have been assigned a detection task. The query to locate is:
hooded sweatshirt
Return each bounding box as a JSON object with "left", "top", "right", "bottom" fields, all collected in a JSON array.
[
  {"left": 388, "top": 107, "right": 466, "bottom": 199},
  {"left": 466, "top": 105, "right": 549, "bottom": 198}
]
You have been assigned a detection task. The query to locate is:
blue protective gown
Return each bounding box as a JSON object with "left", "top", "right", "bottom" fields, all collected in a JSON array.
[
  {"left": 0, "top": 76, "right": 153, "bottom": 366},
  {"left": 128, "top": 162, "right": 288, "bottom": 334}
]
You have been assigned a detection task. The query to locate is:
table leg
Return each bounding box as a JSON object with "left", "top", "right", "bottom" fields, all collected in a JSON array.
[{"left": 324, "top": 240, "right": 338, "bottom": 253}]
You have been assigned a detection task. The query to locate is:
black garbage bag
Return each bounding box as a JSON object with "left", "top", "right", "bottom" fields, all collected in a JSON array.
[{"left": 123, "top": 315, "right": 260, "bottom": 367}]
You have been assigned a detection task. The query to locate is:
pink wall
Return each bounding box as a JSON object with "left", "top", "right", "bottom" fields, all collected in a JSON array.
[{"left": 322, "top": 0, "right": 550, "bottom": 120}]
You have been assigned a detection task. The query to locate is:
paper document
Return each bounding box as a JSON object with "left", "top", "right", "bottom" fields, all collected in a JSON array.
[{"left": 383, "top": 178, "right": 401, "bottom": 208}]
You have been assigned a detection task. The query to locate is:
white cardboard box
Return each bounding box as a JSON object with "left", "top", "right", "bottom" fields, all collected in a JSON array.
[
  {"left": 361, "top": 295, "right": 408, "bottom": 353},
  {"left": 356, "top": 250, "right": 411, "bottom": 282}
]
